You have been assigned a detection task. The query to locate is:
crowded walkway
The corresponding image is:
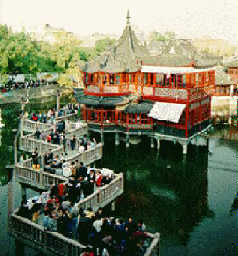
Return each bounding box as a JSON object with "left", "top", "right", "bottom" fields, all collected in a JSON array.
[{"left": 17, "top": 175, "right": 151, "bottom": 256}]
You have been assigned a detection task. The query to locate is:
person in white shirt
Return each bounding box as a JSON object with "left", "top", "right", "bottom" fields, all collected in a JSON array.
[
  {"left": 62, "top": 160, "right": 72, "bottom": 177},
  {"left": 78, "top": 143, "right": 85, "bottom": 153},
  {"left": 93, "top": 218, "right": 103, "bottom": 233}
]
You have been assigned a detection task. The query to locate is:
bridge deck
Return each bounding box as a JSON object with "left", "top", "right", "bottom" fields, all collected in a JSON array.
[
  {"left": 9, "top": 171, "right": 159, "bottom": 256},
  {"left": 16, "top": 115, "right": 102, "bottom": 190}
]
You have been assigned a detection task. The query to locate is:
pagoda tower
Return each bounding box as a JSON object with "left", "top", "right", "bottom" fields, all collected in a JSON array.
[{"left": 75, "top": 12, "right": 214, "bottom": 154}]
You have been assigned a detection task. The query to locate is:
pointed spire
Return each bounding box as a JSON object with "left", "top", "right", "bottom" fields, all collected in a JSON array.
[{"left": 126, "top": 9, "right": 131, "bottom": 26}]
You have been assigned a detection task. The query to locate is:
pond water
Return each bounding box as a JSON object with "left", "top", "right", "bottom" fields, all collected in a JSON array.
[{"left": 0, "top": 101, "right": 237, "bottom": 256}]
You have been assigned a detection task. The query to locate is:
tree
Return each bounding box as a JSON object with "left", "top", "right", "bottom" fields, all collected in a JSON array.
[
  {"left": 0, "top": 24, "right": 105, "bottom": 82},
  {"left": 95, "top": 37, "right": 116, "bottom": 54},
  {"left": 0, "top": 74, "right": 8, "bottom": 85},
  {"left": 149, "top": 31, "right": 176, "bottom": 42}
]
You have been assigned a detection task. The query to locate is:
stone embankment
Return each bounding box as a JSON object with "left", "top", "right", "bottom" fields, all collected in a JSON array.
[{"left": 0, "top": 84, "right": 71, "bottom": 105}]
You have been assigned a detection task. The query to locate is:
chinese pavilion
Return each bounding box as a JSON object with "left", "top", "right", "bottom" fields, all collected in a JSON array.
[{"left": 75, "top": 11, "right": 215, "bottom": 155}]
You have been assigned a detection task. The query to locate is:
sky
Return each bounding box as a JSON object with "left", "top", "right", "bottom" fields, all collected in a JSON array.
[{"left": 0, "top": 0, "right": 237, "bottom": 43}]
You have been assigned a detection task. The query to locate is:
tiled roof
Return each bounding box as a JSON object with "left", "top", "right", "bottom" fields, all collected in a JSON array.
[{"left": 83, "top": 14, "right": 150, "bottom": 73}]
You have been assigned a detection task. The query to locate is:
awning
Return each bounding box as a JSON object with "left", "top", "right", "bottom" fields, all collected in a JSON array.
[
  {"left": 148, "top": 102, "right": 186, "bottom": 123},
  {"left": 141, "top": 65, "right": 214, "bottom": 74},
  {"left": 74, "top": 88, "right": 128, "bottom": 106},
  {"left": 124, "top": 103, "right": 153, "bottom": 114}
]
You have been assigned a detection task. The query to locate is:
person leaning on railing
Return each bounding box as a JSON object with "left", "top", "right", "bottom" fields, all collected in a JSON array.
[
  {"left": 32, "top": 148, "right": 40, "bottom": 170},
  {"left": 34, "top": 128, "right": 41, "bottom": 140}
]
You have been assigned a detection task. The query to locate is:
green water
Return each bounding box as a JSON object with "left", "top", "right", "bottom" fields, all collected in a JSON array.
[{"left": 0, "top": 101, "right": 237, "bottom": 256}]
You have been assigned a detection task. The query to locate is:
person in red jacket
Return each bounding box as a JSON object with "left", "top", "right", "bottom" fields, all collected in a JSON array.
[
  {"left": 96, "top": 171, "right": 103, "bottom": 187},
  {"left": 58, "top": 183, "right": 65, "bottom": 198}
]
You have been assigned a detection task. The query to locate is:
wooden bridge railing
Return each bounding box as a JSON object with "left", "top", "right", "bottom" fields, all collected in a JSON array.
[
  {"left": 20, "top": 121, "right": 88, "bottom": 155},
  {"left": 144, "top": 233, "right": 160, "bottom": 256},
  {"left": 21, "top": 119, "right": 53, "bottom": 133},
  {"left": 76, "top": 173, "right": 123, "bottom": 212},
  {"left": 19, "top": 135, "right": 60, "bottom": 154},
  {"left": 65, "top": 143, "right": 103, "bottom": 165},
  {"left": 56, "top": 112, "right": 77, "bottom": 121},
  {"left": 65, "top": 121, "right": 88, "bottom": 138},
  {"left": 9, "top": 174, "right": 123, "bottom": 254},
  {"left": 16, "top": 162, "right": 67, "bottom": 189},
  {"left": 16, "top": 143, "right": 103, "bottom": 189},
  {"left": 9, "top": 172, "right": 160, "bottom": 256},
  {"left": 21, "top": 112, "right": 78, "bottom": 133},
  {"left": 10, "top": 212, "right": 159, "bottom": 256},
  {"left": 9, "top": 212, "right": 86, "bottom": 256},
  {"left": 19, "top": 135, "right": 102, "bottom": 164}
]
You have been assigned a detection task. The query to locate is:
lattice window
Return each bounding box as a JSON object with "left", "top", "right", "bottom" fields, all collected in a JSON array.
[
  {"left": 144, "top": 73, "right": 148, "bottom": 85},
  {"left": 155, "top": 73, "right": 163, "bottom": 86}
]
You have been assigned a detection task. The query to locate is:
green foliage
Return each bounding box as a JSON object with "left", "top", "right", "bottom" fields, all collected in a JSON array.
[
  {"left": 0, "top": 74, "right": 8, "bottom": 84},
  {"left": 57, "top": 73, "right": 74, "bottom": 87},
  {"left": 150, "top": 31, "right": 176, "bottom": 42},
  {"left": 0, "top": 25, "right": 97, "bottom": 77},
  {"left": 95, "top": 37, "right": 116, "bottom": 54},
  {"left": 0, "top": 25, "right": 59, "bottom": 74}
]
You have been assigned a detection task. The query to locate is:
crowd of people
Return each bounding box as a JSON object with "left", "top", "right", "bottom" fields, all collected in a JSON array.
[
  {"left": 16, "top": 103, "right": 155, "bottom": 255},
  {"left": 39, "top": 131, "right": 95, "bottom": 152},
  {"left": 27, "top": 104, "right": 79, "bottom": 124},
  {"left": 25, "top": 104, "right": 96, "bottom": 174},
  {"left": 18, "top": 183, "right": 150, "bottom": 256},
  {"left": 30, "top": 132, "right": 97, "bottom": 173}
]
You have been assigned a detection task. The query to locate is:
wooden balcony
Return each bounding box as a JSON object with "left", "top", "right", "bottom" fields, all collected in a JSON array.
[
  {"left": 84, "top": 84, "right": 131, "bottom": 96},
  {"left": 85, "top": 109, "right": 154, "bottom": 132}
]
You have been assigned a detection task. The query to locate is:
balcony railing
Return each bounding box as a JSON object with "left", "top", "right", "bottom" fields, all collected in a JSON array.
[
  {"left": 84, "top": 84, "right": 131, "bottom": 96},
  {"left": 16, "top": 144, "right": 103, "bottom": 190}
]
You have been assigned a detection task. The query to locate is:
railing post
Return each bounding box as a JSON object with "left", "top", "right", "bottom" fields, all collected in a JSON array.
[
  {"left": 14, "top": 132, "right": 18, "bottom": 165},
  {"left": 150, "top": 137, "right": 154, "bottom": 148},
  {"left": 20, "top": 118, "right": 24, "bottom": 137},
  {"left": 115, "top": 132, "right": 120, "bottom": 146},
  {"left": 111, "top": 201, "right": 116, "bottom": 211},
  {"left": 126, "top": 133, "right": 130, "bottom": 148},
  {"left": 100, "top": 129, "right": 104, "bottom": 145}
]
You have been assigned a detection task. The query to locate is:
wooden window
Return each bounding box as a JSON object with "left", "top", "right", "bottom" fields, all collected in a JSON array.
[
  {"left": 171, "top": 74, "right": 176, "bottom": 88},
  {"left": 144, "top": 73, "right": 148, "bottom": 85},
  {"left": 122, "top": 73, "right": 126, "bottom": 83},
  {"left": 150, "top": 73, "right": 154, "bottom": 85},
  {"left": 156, "top": 73, "right": 162, "bottom": 86},
  {"left": 116, "top": 74, "right": 120, "bottom": 84},
  {"left": 177, "top": 74, "right": 184, "bottom": 88}
]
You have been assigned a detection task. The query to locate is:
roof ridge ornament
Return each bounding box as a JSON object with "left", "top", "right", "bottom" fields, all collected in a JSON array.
[{"left": 126, "top": 9, "right": 131, "bottom": 26}]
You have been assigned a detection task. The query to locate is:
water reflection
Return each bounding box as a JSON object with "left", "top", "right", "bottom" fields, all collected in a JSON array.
[
  {"left": 96, "top": 134, "right": 214, "bottom": 246},
  {"left": 0, "top": 127, "right": 2, "bottom": 146},
  {"left": 211, "top": 125, "right": 238, "bottom": 141},
  {"left": 230, "top": 193, "right": 238, "bottom": 215},
  {"left": 2, "top": 99, "right": 236, "bottom": 255}
]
